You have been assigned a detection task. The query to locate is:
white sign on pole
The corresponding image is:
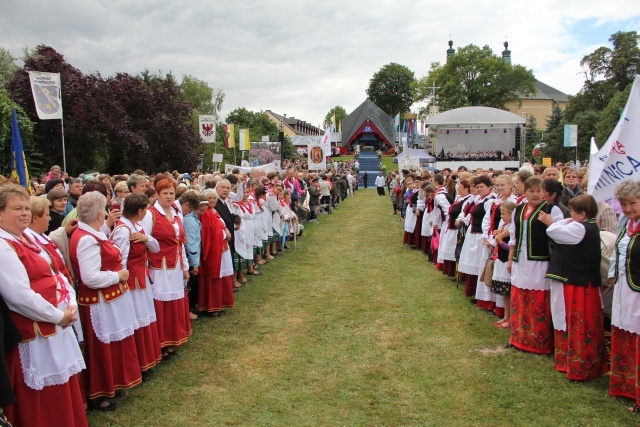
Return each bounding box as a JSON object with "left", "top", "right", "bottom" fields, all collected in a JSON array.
[
  {"left": 262, "top": 135, "right": 270, "bottom": 142},
  {"left": 212, "top": 153, "right": 224, "bottom": 163},
  {"left": 28, "top": 72, "right": 63, "bottom": 120},
  {"left": 198, "top": 115, "right": 216, "bottom": 143}
]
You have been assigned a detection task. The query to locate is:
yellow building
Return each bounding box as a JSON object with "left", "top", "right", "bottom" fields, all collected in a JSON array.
[
  {"left": 499, "top": 41, "right": 569, "bottom": 128},
  {"left": 505, "top": 80, "right": 569, "bottom": 128},
  {"left": 265, "top": 110, "right": 322, "bottom": 137}
]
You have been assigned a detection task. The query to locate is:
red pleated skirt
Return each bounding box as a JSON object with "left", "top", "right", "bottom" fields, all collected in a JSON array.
[
  {"left": 411, "top": 219, "right": 422, "bottom": 246},
  {"left": 403, "top": 231, "right": 415, "bottom": 246},
  {"left": 153, "top": 292, "right": 192, "bottom": 349},
  {"left": 421, "top": 235, "right": 430, "bottom": 253},
  {"left": 510, "top": 286, "right": 553, "bottom": 354},
  {"left": 477, "top": 300, "right": 496, "bottom": 311},
  {"left": 2, "top": 346, "right": 88, "bottom": 427},
  {"left": 464, "top": 274, "right": 477, "bottom": 297},
  {"left": 79, "top": 305, "right": 142, "bottom": 399},
  {"left": 609, "top": 326, "right": 640, "bottom": 403},
  {"left": 133, "top": 323, "right": 162, "bottom": 372},
  {"left": 553, "top": 284, "right": 606, "bottom": 380},
  {"left": 198, "top": 275, "right": 235, "bottom": 312},
  {"left": 443, "top": 260, "right": 456, "bottom": 277}
]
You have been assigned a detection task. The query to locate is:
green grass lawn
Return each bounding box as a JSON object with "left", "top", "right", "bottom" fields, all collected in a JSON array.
[{"left": 89, "top": 191, "right": 636, "bottom": 426}]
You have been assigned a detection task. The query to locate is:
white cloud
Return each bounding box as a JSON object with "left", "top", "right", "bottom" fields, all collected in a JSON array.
[{"left": 1, "top": 0, "right": 639, "bottom": 126}]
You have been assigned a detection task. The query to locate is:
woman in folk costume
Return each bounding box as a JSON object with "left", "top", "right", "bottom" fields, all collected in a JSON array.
[
  {"left": 458, "top": 175, "right": 496, "bottom": 299},
  {"left": 420, "top": 182, "right": 434, "bottom": 255},
  {"left": 0, "top": 185, "right": 87, "bottom": 425},
  {"left": 70, "top": 190, "right": 142, "bottom": 411},
  {"left": 608, "top": 180, "right": 640, "bottom": 412},
  {"left": 475, "top": 174, "right": 516, "bottom": 316},
  {"left": 438, "top": 179, "right": 472, "bottom": 278},
  {"left": 280, "top": 191, "right": 298, "bottom": 250},
  {"left": 233, "top": 185, "right": 258, "bottom": 281},
  {"left": 506, "top": 176, "right": 563, "bottom": 353},
  {"left": 252, "top": 185, "right": 270, "bottom": 265},
  {"left": 513, "top": 170, "right": 532, "bottom": 206},
  {"left": 267, "top": 183, "right": 285, "bottom": 255},
  {"left": 110, "top": 194, "right": 163, "bottom": 378},
  {"left": 491, "top": 202, "right": 516, "bottom": 329},
  {"left": 147, "top": 177, "right": 191, "bottom": 355},
  {"left": 199, "top": 189, "right": 234, "bottom": 314},
  {"left": 402, "top": 175, "right": 418, "bottom": 245},
  {"left": 430, "top": 174, "right": 452, "bottom": 269},
  {"left": 408, "top": 175, "right": 424, "bottom": 247},
  {"left": 247, "top": 180, "right": 265, "bottom": 268},
  {"left": 542, "top": 195, "right": 605, "bottom": 381}
]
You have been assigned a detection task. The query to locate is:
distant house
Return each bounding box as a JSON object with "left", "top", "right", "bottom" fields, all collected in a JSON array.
[{"left": 265, "top": 110, "right": 322, "bottom": 137}]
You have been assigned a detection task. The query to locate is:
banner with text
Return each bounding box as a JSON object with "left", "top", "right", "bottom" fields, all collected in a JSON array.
[
  {"left": 28, "top": 71, "right": 63, "bottom": 120},
  {"left": 588, "top": 75, "right": 640, "bottom": 202}
]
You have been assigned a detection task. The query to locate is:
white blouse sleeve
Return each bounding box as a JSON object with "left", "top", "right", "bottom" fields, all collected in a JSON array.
[
  {"left": 76, "top": 235, "right": 120, "bottom": 288},
  {"left": 110, "top": 226, "right": 130, "bottom": 269},
  {"left": 546, "top": 219, "right": 586, "bottom": 245},
  {"left": 550, "top": 205, "right": 565, "bottom": 223},
  {"left": 481, "top": 201, "right": 493, "bottom": 239},
  {"left": 0, "top": 240, "right": 64, "bottom": 324},
  {"left": 508, "top": 219, "right": 516, "bottom": 247},
  {"left": 145, "top": 234, "right": 160, "bottom": 253}
]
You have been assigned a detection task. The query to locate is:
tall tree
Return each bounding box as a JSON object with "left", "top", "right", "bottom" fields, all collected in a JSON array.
[
  {"left": 566, "top": 31, "right": 640, "bottom": 121},
  {"left": 7, "top": 45, "right": 96, "bottom": 175},
  {"left": 366, "top": 63, "right": 415, "bottom": 117},
  {"left": 0, "top": 89, "right": 42, "bottom": 177},
  {"left": 323, "top": 105, "right": 347, "bottom": 129},
  {"left": 595, "top": 84, "right": 632, "bottom": 146},
  {"left": 0, "top": 48, "right": 18, "bottom": 89},
  {"left": 414, "top": 44, "right": 535, "bottom": 112}
]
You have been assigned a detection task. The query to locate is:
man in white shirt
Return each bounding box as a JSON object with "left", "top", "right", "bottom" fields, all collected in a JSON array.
[{"left": 375, "top": 172, "right": 386, "bottom": 196}]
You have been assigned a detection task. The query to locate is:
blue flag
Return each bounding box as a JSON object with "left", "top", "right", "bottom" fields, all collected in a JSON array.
[
  {"left": 10, "top": 109, "right": 31, "bottom": 193},
  {"left": 393, "top": 114, "right": 400, "bottom": 132}
]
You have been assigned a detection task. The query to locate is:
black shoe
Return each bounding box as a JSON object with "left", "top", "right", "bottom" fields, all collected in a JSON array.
[
  {"left": 504, "top": 342, "right": 514, "bottom": 349},
  {"left": 89, "top": 398, "right": 119, "bottom": 412},
  {"left": 469, "top": 299, "right": 478, "bottom": 305}
]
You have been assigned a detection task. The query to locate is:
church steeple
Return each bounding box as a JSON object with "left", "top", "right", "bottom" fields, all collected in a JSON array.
[
  {"left": 446, "top": 39, "right": 455, "bottom": 61},
  {"left": 502, "top": 41, "right": 511, "bottom": 65}
]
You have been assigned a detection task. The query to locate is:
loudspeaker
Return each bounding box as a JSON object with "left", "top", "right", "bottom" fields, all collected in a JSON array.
[{"left": 515, "top": 127, "right": 521, "bottom": 152}]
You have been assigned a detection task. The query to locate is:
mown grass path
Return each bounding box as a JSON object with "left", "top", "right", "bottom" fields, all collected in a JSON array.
[{"left": 91, "top": 190, "right": 635, "bottom": 426}]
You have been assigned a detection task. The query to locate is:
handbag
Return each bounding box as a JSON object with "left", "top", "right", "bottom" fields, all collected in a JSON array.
[
  {"left": 454, "top": 223, "right": 467, "bottom": 260},
  {"left": 431, "top": 228, "right": 440, "bottom": 252},
  {"left": 481, "top": 257, "right": 495, "bottom": 284}
]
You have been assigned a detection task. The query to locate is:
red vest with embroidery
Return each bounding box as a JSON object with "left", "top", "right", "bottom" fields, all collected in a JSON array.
[
  {"left": 2, "top": 237, "right": 58, "bottom": 341},
  {"left": 34, "top": 235, "right": 73, "bottom": 286},
  {"left": 149, "top": 206, "right": 186, "bottom": 270},
  {"left": 69, "top": 228, "right": 129, "bottom": 306},
  {"left": 113, "top": 221, "right": 148, "bottom": 290}
]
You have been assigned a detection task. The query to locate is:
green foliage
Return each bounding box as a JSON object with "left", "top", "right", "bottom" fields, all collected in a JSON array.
[
  {"left": 541, "top": 109, "right": 598, "bottom": 163},
  {"left": 566, "top": 31, "right": 640, "bottom": 122},
  {"left": 546, "top": 104, "right": 564, "bottom": 132},
  {"left": 524, "top": 114, "right": 544, "bottom": 161},
  {"left": 0, "top": 89, "right": 44, "bottom": 177},
  {"left": 323, "top": 105, "right": 347, "bottom": 129},
  {"left": 366, "top": 63, "right": 415, "bottom": 117},
  {"left": 595, "top": 83, "right": 632, "bottom": 146},
  {"left": 0, "top": 48, "right": 18, "bottom": 89},
  {"left": 414, "top": 44, "right": 535, "bottom": 112}
]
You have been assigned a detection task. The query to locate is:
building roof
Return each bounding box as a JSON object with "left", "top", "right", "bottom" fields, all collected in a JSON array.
[
  {"left": 526, "top": 80, "right": 569, "bottom": 102},
  {"left": 425, "top": 106, "right": 525, "bottom": 126},
  {"left": 265, "top": 110, "right": 321, "bottom": 136},
  {"left": 341, "top": 99, "right": 395, "bottom": 145}
]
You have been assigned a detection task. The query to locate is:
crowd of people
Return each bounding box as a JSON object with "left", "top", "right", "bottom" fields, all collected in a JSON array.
[
  {"left": 0, "top": 162, "right": 361, "bottom": 426},
  {"left": 433, "top": 150, "right": 510, "bottom": 162},
  {"left": 395, "top": 161, "right": 640, "bottom": 413}
]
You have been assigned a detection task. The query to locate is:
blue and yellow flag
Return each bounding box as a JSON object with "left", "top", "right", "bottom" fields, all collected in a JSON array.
[{"left": 10, "top": 109, "right": 32, "bottom": 194}]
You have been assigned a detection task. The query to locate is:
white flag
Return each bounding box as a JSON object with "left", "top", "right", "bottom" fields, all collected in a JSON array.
[
  {"left": 238, "top": 129, "right": 250, "bottom": 151},
  {"left": 28, "top": 72, "right": 62, "bottom": 120},
  {"left": 320, "top": 125, "right": 331, "bottom": 147},
  {"left": 588, "top": 75, "right": 640, "bottom": 202},
  {"left": 198, "top": 115, "right": 216, "bottom": 143}
]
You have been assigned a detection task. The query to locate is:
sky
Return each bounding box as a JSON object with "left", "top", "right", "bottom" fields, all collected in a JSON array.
[{"left": 2, "top": 0, "right": 640, "bottom": 129}]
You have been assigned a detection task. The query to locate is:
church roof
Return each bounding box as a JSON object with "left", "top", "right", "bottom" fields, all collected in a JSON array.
[
  {"left": 425, "top": 106, "right": 525, "bottom": 126},
  {"left": 342, "top": 99, "right": 395, "bottom": 145},
  {"left": 526, "top": 80, "right": 569, "bottom": 102}
]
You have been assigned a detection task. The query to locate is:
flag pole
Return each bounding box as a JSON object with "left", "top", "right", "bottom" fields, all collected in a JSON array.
[{"left": 59, "top": 84, "right": 67, "bottom": 172}]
